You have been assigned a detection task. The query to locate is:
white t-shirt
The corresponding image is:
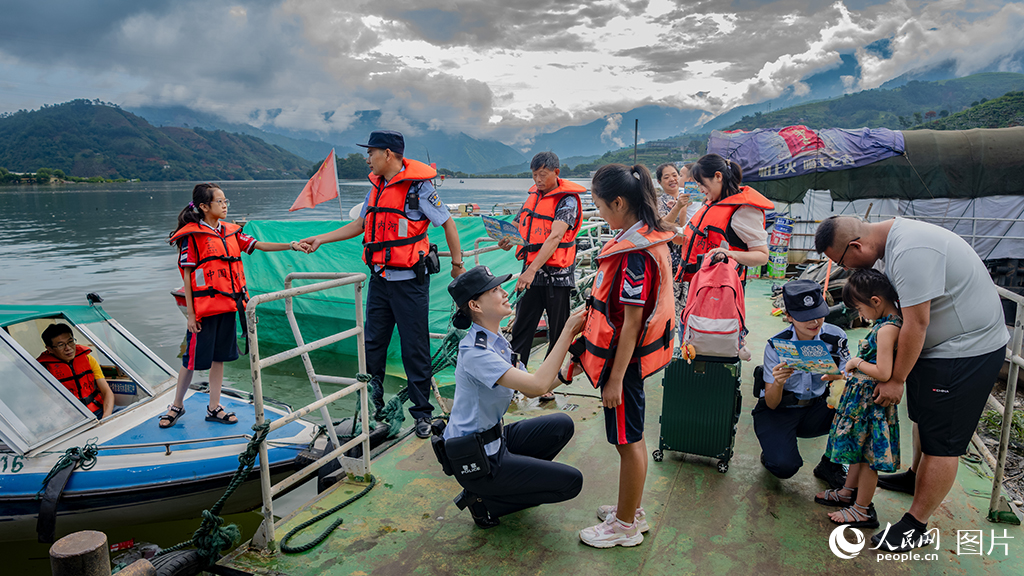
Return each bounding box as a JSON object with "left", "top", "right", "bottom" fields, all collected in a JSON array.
[
  {"left": 882, "top": 218, "right": 1008, "bottom": 358},
  {"left": 729, "top": 205, "right": 768, "bottom": 248}
]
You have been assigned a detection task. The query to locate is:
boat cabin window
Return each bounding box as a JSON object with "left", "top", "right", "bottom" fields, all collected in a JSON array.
[
  {"left": 0, "top": 331, "right": 94, "bottom": 453},
  {"left": 4, "top": 317, "right": 172, "bottom": 410},
  {"left": 80, "top": 320, "right": 176, "bottom": 394}
]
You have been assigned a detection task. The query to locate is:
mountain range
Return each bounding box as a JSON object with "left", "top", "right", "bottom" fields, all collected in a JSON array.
[{"left": 0, "top": 100, "right": 310, "bottom": 181}]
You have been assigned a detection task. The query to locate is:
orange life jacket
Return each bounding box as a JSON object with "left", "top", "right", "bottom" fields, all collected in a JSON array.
[
  {"left": 679, "top": 186, "right": 774, "bottom": 283},
  {"left": 580, "top": 225, "right": 676, "bottom": 388},
  {"left": 169, "top": 221, "right": 248, "bottom": 321},
  {"left": 363, "top": 159, "right": 437, "bottom": 273},
  {"left": 515, "top": 179, "right": 586, "bottom": 268},
  {"left": 37, "top": 345, "right": 103, "bottom": 417}
]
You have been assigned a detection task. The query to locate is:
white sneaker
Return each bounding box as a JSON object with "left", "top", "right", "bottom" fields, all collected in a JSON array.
[
  {"left": 596, "top": 505, "right": 650, "bottom": 533},
  {"left": 580, "top": 517, "right": 644, "bottom": 548}
]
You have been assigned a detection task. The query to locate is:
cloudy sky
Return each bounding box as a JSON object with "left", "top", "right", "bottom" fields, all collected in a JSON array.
[{"left": 2, "top": 0, "right": 1023, "bottom": 146}]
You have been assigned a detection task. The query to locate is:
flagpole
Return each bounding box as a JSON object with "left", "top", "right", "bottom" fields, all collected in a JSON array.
[{"left": 329, "top": 148, "right": 344, "bottom": 220}]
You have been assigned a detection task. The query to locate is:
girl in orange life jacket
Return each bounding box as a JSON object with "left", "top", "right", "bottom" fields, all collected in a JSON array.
[
  {"left": 677, "top": 154, "right": 771, "bottom": 283},
  {"left": 577, "top": 164, "right": 675, "bottom": 548},
  {"left": 160, "top": 183, "right": 303, "bottom": 429}
]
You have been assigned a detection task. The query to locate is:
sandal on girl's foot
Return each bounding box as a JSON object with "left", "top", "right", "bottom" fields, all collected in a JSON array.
[
  {"left": 159, "top": 405, "right": 185, "bottom": 428},
  {"left": 205, "top": 404, "right": 238, "bottom": 424},
  {"left": 814, "top": 487, "right": 857, "bottom": 507},
  {"left": 539, "top": 392, "right": 556, "bottom": 401},
  {"left": 829, "top": 502, "right": 879, "bottom": 529}
]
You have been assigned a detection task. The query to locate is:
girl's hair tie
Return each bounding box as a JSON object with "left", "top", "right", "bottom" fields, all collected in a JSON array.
[{"left": 188, "top": 201, "right": 196, "bottom": 211}]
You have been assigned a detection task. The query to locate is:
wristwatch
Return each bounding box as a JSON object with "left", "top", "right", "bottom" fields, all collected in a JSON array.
[{"left": 452, "top": 261, "right": 465, "bottom": 268}]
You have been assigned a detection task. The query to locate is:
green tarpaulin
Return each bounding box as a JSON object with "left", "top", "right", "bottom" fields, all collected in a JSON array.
[
  {"left": 747, "top": 127, "right": 1024, "bottom": 203},
  {"left": 240, "top": 217, "right": 523, "bottom": 374}
]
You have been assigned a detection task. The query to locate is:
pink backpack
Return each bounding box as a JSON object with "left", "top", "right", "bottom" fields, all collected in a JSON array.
[{"left": 680, "top": 254, "right": 746, "bottom": 358}]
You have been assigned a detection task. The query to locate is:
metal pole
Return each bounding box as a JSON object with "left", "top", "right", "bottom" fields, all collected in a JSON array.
[
  {"left": 633, "top": 119, "right": 638, "bottom": 165},
  {"left": 283, "top": 282, "right": 343, "bottom": 462},
  {"left": 247, "top": 304, "right": 276, "bottom": 551},
  {"left": 989, "top": 298, "right": 1024, "bottom": 517},
  {"left": 355, "top": 281, "right": 371, "bottom": 474}
]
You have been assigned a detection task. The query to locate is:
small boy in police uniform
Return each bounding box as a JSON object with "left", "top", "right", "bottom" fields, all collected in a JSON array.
[{"left": 752, "top": 280, "right": 850, "bottom": 488}]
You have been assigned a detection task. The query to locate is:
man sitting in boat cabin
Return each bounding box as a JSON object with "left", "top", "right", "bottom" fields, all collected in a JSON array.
[
  {"left": 36, "top": 323, "right": 114, "bottom": 419},
  {"left": 497, "top": 151, "right": 585, "bottom": 401},
  {"left": 752, "top": 281, "right": 849, "bottom": 489}
]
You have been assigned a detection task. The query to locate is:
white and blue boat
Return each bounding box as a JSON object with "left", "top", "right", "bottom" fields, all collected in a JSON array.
[{"left": 0, "top": 302, "right": 316, "bottom": 543}]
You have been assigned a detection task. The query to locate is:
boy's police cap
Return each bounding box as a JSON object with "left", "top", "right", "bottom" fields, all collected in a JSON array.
[
  {"left": 448, "top": 266, "right": 512, "bottom": 329},
  {"left": 782, "top": 279, "right": 829, "bottom": 322},
  {"left": 357, "top": 130, "right": 404, "bottom": 156}
]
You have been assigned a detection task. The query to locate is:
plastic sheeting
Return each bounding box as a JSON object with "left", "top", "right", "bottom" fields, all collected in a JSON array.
[
  {"left": 240, "top": 217, "right": 523, "bottom": 365},
  {"left": 720, "top": 127, "right": 1024, "bottom": 204},
  {"left": 774, "top": 190, "right": 1024, "bottom": 260}
]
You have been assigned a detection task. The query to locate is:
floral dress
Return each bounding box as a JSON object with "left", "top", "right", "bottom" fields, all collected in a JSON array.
[
  {"left": 826, "top": 314, "right": 902, "bottom": 472},
  {"left": 658, "top": 193, "right": 685, "bottom": 315}
]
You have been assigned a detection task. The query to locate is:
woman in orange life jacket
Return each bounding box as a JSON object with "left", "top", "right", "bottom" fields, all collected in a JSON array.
[
  {"left": 677, "top": 154, "right": 771, "bottom": 283},
  {"left": 577, "top": 164, "right": 675, "bottom": 548},
  {"left": 160, "top": 183, "right": 304, "bottom": 428}
]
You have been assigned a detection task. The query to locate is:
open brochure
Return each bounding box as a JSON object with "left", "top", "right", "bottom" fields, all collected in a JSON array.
[
  {"left": 481, "top": 215, "right": 524, "bottom": 246},
  {"left": 770, "top": 338, "right": 841, "bottom": 375}
]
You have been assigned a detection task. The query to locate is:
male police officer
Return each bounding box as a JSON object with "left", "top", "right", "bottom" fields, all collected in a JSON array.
[{"left": 301, "top": 130, "right": 464, "bottom": 438}]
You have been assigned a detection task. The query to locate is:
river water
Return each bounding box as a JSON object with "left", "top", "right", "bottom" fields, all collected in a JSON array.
[{"left": 0, "top": 177, "right": 582, "bottom": 572}]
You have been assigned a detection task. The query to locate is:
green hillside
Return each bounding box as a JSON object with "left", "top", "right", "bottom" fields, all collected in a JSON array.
[
  {"left": 917, "top": 91, "right": 1024, "bottom": 130},
  {"left": 0, "top": 100, "right": 309, "bottom": 181},
  {"left": 723, "top": 72, "right": 1024, "bottom": 131}
]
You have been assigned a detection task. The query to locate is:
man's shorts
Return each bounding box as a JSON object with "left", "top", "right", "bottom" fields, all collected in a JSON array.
[
  {"left": 906, "top": 346, "right": 1005, "bottom": 457},
  {"left": 603, "top": 363, "right": 645, "bottom": 445},
  {"left": 183, "top": 311, "right": 240, "bottom": 371}
]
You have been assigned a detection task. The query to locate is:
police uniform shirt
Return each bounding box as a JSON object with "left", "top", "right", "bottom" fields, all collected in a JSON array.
[
  {"left": 443, "top": 323, "right": 520, "bottom": 455},
  {"left": 359, "top": 176, "right": 451, "bottom": 281},
  {"left": 761, "top": 323, "right": 850, "bottom": 401}
]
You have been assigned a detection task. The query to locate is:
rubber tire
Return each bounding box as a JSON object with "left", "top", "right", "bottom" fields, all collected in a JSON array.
[
  {"left": 652, "top": 450, "right": 663, "bottom": 462},
  {"left": 150, "top": 550, "right": 206, "bottom": 576},
  {"left": 717, "top": 461, "right": 729, "bottom": 474}
]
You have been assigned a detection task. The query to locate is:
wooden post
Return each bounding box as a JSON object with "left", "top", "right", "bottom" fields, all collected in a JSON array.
[
  {"left": 49, "top": 530, "right": 110, "bottom": 576},
  {"left": 118, "top": 559, "right": 156, "bottom": 576}
]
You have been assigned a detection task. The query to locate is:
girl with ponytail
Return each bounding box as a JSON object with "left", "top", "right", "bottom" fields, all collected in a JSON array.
[{"left": 577, "top": 164, "right": 676, "bottom": 548}]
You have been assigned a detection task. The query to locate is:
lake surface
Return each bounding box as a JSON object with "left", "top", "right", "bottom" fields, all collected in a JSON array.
[{"left": 0, "top": 177, "right": 589, "bottom": 571}]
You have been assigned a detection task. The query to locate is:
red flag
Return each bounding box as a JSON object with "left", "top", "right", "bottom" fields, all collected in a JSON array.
[{"left": 289, "top": 149, "right": 339, "bottom": 211}]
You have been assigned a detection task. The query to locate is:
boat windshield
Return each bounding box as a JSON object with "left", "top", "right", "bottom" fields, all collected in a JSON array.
[
  {"left": 0, "top": 331, "right": 94, "bottom": 453},
  {"left": 80, "top": 320, "right": 176, "bottom": 393}
]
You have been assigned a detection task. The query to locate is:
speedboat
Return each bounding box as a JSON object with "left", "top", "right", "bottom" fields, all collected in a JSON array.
[{"left": 0, "top": 301, "right": 316, "bottom": 543}]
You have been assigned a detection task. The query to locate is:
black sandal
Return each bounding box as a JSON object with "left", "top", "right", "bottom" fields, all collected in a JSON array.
[
  {"left": 159, "top": 405, "right": 185, "bottom": 428},
  {"left": 814, "top": 486, "right": 857, "bottom": 507},
  {"left": 205, "top": 404, "right": 238, "bottom": 424},
  {"left": 829, "top": 502, "right": 879, "bottom": 529}
]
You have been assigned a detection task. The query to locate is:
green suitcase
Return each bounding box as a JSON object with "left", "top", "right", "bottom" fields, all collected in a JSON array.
[{"left": 654, "top": 356, "right": 742, "bottom": 473}]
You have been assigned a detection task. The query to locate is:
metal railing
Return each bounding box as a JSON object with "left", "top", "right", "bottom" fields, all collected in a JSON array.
[
  {"left": 976, "top": 287, "right": 1024, "bottom": 523},
  {"left": 246, "top": 272, "right": 372, "bottom": 551}
]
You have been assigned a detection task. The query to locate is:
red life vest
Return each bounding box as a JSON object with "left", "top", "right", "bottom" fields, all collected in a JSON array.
[
  {"left": 169, "top": 221, "right": 248, "bottom": 321},
  {"left": 679, "top": 185, "right": 774, "bottom": 282},
  {"left": 580, "top": 225, "right": 676, "bottom": 388},
  {"left": 363, "top": 159, "right": 437, "bottom": 273},
  {"left": 37, "top": 345, "right": 103, "bottom": 417},
  {"left": 515, "top": 179, "right": 586, "bottom": 268}
]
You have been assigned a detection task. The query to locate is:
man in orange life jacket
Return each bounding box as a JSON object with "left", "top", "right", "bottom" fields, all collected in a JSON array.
[
  {"left": 36, "top": 323, "right": 114, "bottom": 419},
  {"left": 300, "top": 131, "right": 465, "bottom": 439},
  {"left": 498, "top": 152, "right": 585, "bottom": 400}
]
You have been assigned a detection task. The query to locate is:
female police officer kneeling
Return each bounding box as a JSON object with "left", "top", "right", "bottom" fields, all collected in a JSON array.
[{"left": 438, "top": 265, "right": 584, "bottom": 528}]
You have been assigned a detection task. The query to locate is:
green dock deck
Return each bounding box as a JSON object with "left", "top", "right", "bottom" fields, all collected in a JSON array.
[{"left": 221, "top": 279, "right": 1023, "bottom": 575}]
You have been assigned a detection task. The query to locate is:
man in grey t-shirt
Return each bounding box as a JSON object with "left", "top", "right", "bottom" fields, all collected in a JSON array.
[{"left": 815, "top": 216, "right": 1008, "bottom": 552}]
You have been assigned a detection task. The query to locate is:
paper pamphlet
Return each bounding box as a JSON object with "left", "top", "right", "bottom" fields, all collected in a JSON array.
[
  {"left": 481, "top": 215, "right": 524, "bottom": 246},
  {"left": 770, "top": 338, "right": 841, "bottom": 375},
  {"left": 682, "top": 181, "right": 706, "bottom": 205}
]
